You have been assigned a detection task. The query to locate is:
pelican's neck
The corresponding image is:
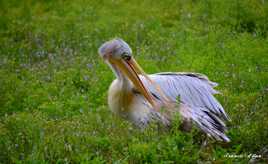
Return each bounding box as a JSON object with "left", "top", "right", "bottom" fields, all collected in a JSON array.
[
  {"left": 117, "top": 73, "right": 133, "bottom": 92},
  {"left": 109, "top": 62, "right": 132, "bottom": 91},
  {"left": 107, "top": 63, "right": 134, "bottom": 114}
]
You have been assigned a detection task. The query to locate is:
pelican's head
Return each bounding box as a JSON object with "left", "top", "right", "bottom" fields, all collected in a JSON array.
[
  {"left": 98, "top": 38, "right": 132, "bottom": 60},
  {"left": 98, "top": 38, "right": 156, "bottom": 108}
]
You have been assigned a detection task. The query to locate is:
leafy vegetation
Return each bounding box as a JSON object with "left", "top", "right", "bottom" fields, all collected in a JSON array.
[{"left": 0, "top": 0, "right": 268, "bottom": 163}]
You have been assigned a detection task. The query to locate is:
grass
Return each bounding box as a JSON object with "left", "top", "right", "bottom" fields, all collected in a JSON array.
[{"left": 0, "top": 0, "right": 268, "bottom": 163}]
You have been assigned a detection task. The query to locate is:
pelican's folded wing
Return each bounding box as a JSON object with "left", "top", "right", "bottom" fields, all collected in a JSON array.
[{"left": 145, "top": 72, "right": 230, "bottom": 121}]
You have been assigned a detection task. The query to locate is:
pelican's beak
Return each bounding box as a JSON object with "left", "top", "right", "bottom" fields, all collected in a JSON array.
[
  {"left": 126, "top": 58, "right": 171, "bottom": 105},
  {"left": 108, "top": 57, "right": 156, "bottom": 108}
]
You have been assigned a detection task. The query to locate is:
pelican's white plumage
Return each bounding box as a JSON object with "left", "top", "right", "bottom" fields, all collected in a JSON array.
[{"left": 99, "top": 38, "right": 230, "bottom": 142}]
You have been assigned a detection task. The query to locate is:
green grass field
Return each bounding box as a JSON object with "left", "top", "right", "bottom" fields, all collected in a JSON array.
[{"left": 0, "top": 0, "right": 268, "bottom": 163}]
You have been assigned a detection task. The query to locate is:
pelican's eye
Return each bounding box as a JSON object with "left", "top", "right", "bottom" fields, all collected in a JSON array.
[{"left": 122, "top": 52, "right": 131, "bottom": 61}]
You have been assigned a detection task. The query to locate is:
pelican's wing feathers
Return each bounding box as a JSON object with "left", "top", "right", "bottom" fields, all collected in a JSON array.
[
  {"left": 145, "top": 72, "right": 230, "bottom": 121},
  {"left": 139, "top": 72, "right": 230, "bottom": 142}
]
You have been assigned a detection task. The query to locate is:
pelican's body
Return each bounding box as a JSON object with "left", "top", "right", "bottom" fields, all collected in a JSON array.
[
  {"left": 99, "top": 38, "right": 230, "bottom": 142},
  {"left": 108, "top": 78, "right": 150, "bottom": 124},
  {"left": 108, "top": 77, "right": 169, "bottom": 128}
]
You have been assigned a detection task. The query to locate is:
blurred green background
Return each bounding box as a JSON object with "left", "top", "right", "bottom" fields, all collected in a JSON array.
[{"left": 0, "top": 0, "right": 268, "bottom": 163}]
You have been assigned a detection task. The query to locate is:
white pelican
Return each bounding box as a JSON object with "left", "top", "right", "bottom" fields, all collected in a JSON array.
[{"left": 98, "top": 38, "right": 230, "bottom": 142}]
